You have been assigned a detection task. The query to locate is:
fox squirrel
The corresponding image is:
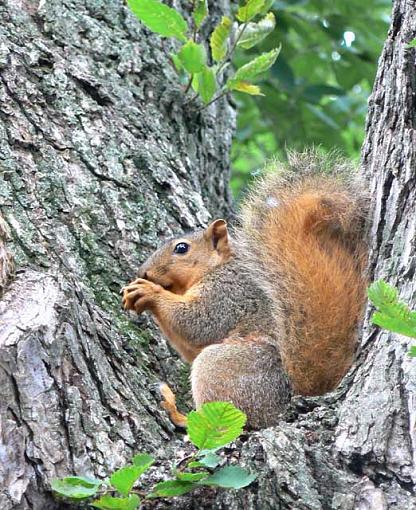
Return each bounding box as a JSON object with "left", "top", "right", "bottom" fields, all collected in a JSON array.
[{"left": 122, "top": 152, "right": 368, "bottom": 429}]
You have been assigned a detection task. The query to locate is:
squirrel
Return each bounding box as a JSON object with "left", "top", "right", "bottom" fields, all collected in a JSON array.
[{"left": 122, "top": 151, "right": 369, "bottom": 429}]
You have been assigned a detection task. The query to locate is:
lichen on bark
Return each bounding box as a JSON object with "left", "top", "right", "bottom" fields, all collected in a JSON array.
[{"left": 0, "top": 0, "right": 233, "bottom": 508}]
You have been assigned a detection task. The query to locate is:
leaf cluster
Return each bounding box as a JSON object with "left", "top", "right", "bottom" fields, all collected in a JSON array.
[
  {"left": 52, "top": 402, "right": 256, "bottom": 509},
  {"left": 368, "top": 279, "right": 416, "bottom": 357},
  {"left": 127, "top": 0, "right": 280, "bottom": 105},
  {"left": 231, "top": 0, "right": 390, "bottom": 195}
]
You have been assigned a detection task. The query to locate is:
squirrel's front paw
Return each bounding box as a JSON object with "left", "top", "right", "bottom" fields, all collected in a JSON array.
[{"left": 122, "top": 278, "right": 163, "bottom": 313}]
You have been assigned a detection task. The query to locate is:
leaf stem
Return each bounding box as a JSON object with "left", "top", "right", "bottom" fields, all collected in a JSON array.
[
  {"left": 198, "top": 90, "right": 229, "bottom": 111},
  {"left": 216, "top": 20, "right": 249, "bottom": 78},
  {"left": 191, "top": 0, "right": 197, "bottom": 42},
  {"left": 184, "top": 74, "right": 194, "bottom": 94},
  {"left": 176, "top": 452, "right": 196, "bottom": 471}
]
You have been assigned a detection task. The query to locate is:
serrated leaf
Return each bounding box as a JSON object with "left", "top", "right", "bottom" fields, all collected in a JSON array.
[
  {"left": 176, "top": 471, "right": 209, "bottom": 482},
  {"left": 197, "top": 451, "right": 222, "bottom": 468},
  {"left": 193, "top": 0, "right": 208, "bottom": 29},
  {"left": 368, "top": 280, "right": 416, "bottom": 338},
  {"left": 194, "top": 66, "right": 216, "bottom": 103},
  {"left": 51, "top": 476, "right": 101, "bottom": 499},
  {"left": 372, "top": 312, "right": 416, "bottom": 338},
  {"left": 407, "top": 38, "right": 416, "bottom": 48},
  {"left": 408, "top": 346, "right": 416, "bottom": 357},
  {"left": 110, "top": 461, "right": 151, "bottom": 497},
  {"left": 177, "top": 40, "right": 207, "bottom": 73},
  {"left": 368, "top": 279, "right": 398, "bottom": 309},
  {"left": 227, "top": 47, "right": 280, "bottom": 89},
  {"left": 200, "top": 466, "right": 256, "bottom": 489},
  {"left": 237, "top": 12, "right": 276, "bottom": 49},
  {"left": 127, "top": 0, "right": 188, "bottom": 42},
  {"left": 92, "top": 494, "right": 140, "bottom": 510},
  {"left": 237, "top": 0, "right": 266, "bottom": 22},
  {"left": 187, "top": 401, "right": 246, "bottom": 450},
  {"left": 148, "top": 480, "right": 197, "bottom": 498},
  {"left": 229, "top": 81, "right": 263, "bottom": 95},
  {"left": 210, "top": 16, "right": 232, "bottom": 62}
]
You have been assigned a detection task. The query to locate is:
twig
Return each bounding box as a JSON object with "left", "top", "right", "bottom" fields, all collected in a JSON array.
[
  {"left": 198, "top": 90, "right": 229, "bottom": 111},
  {"left": 175, "top": 452, "right": 196, "bottom": 470},
  {"left": 184, "top": 74, "right": 194, "bottom": 94}
]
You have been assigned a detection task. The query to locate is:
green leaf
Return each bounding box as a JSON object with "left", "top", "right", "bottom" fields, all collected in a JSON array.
[
  {"left": 171, "top": 53, "right": 183, "bottom": 72},
  {"left": 368, "top": 279, "right": 399, "bottom": 309},
  {"left": 237, "top": 0, "right": 266, "bottom": 22},
  {"left": 177, "top": 40, "right": 207, "bottom": 73},
  {"left": 210, "top": 16, "right": 232, "bottom": 62},
  {"left": 110, "top": 456, "right": 153, "bottom": 497},
  {"left": 227, "top": 47, "right": 280, "bottom": 88},
  {"left": 51, "top": 476, "right": 101, "bottom": 500},
  {"left": 92, "top": 494, "right": 140, "bottom": 510},
  {"left": 372, "top": 312, "right": 416, "bottom": 338},
  {"left": 200, "top": 465, "right": 256, "bottom": 489},
  {"left": 197, "top": 451, "right": 222, "bottom": 468},
  {"left": 368, "top": 280, "right": 416, "bottom": 338},
  {"left": 148, "top": 480, "right": 197, "bottom": 498},
  {"left": 193, "top": 0, "right": 208, "bottom": 29},
  {"left": 408, "top": 346, "right": 416, "bottom": 357},
  {"left": 259, "top": 0, "right": 275, "bottom": 14},
  {"left": 237, "top": 12, "right": 276, "bottom": 49},
  {"left": 187, "top": 401, "right": 246, "bottom": 450},
  {"left": 194, "top": 66, "right": 216, "bottom": 103},
  {"left": 229, "top": 81, "right": 263, "bottom": 95},
  {"left": 127, "top": 0, "right": 188, "bottom": 41},
  {"left": 187, "top": 461, "right": 204, "bottom": 468},
  {"left": 132, "top": 453, "right": 154, "bottom": 471},
  {"left": 176, "top": 471, "right": 209, "bottom": 482},
  {"left": 407, "top": 38, "right": 416, "bottom": 48}
]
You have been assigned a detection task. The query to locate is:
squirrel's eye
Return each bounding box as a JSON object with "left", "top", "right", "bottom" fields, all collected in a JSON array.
[{"left": 174, "top": 242, "right": 189, "bottom": 255}]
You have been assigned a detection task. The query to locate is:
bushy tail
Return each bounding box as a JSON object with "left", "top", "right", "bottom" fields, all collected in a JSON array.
[{"left": 237, "top": 150, "right": 369, "bottom": 395}]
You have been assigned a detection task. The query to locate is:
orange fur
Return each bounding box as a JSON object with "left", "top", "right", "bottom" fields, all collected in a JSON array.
[
  {"left": 239, "top": 171, "right": 368, "bottom": 394},
  {"left": 159, "top": 383, "right": 187, "bottom": 428},
  {"left": 123, "top": 152, "right": 369, "bottom": 428}
]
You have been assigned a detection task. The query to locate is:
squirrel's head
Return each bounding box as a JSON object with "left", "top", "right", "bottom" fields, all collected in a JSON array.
[{"left": 137, "top": 219, "right": 232, "bottom": 294}]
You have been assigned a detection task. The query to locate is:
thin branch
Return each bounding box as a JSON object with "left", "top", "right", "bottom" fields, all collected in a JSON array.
[
  {"left": 198, "top": 90, "right": 229, "bottom": 111},
  {"left": 184, "top": 74, "right": 194, "bottom": 94}
]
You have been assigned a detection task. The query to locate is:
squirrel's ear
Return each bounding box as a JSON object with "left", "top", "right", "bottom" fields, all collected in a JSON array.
[{"left": 204, "top": 219, "right": 230, "bottom": 255}]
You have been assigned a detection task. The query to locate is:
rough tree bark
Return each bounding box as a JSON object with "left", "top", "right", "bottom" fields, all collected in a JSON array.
[
  {"left": 0, "top": 1, "right": 234, "bottom": 508},
  {"left": 1, "top": 1, "right": 415, "bottom": 510}
]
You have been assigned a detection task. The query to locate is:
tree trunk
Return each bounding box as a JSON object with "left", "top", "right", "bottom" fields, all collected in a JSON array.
[
  {"left": 0, "top": 1, "right": 233, "bottom": 508},
  {"left": 1, "top": 0, "right": 416, "bottom": 509}
]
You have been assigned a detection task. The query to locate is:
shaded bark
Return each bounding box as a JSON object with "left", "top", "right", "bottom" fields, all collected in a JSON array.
[
  {"left": 0, "top": 1, "right": 233, "bottom": 508},
  {"left": 1, "top": 0, "right": 416, "bottom": 509}
]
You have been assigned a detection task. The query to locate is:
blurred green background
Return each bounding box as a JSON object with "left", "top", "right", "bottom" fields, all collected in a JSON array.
[{"left": 231, "top": 0, "right": 391, "bottom": 195}]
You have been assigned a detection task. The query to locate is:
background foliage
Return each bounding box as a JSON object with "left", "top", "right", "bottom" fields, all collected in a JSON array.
[{"left": 231, "top": 0, "right": 391, "bottom": 194}]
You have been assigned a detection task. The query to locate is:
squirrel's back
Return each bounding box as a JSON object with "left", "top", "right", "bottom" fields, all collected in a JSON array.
[{"left": 236, "top": 150, "right": 369, "bottom": 395}]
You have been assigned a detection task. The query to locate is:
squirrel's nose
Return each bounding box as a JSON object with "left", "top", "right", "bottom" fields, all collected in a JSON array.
[{"left": 137, "top": 266, "right": 148, "bottom": 280}]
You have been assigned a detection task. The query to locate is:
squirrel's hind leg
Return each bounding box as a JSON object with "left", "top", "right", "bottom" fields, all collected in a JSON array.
[{"left": 191, "top": 339, "right": 292, "bottom": 429}]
